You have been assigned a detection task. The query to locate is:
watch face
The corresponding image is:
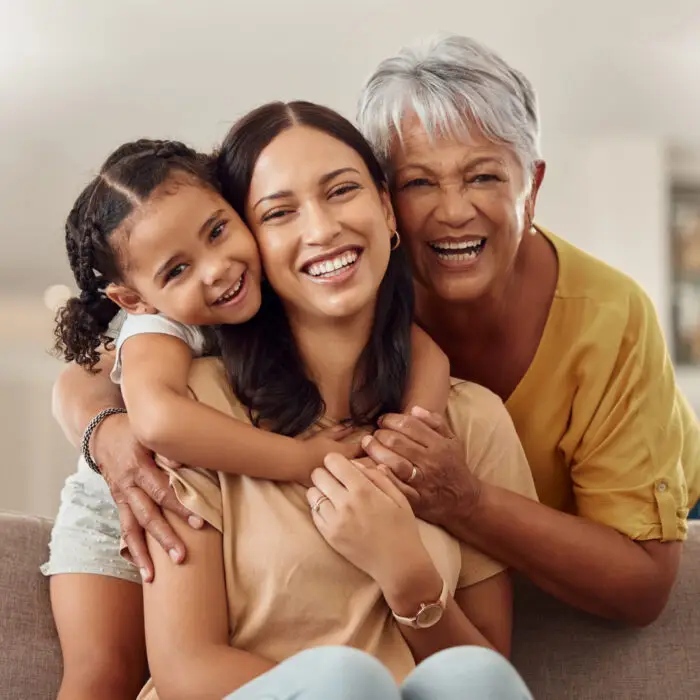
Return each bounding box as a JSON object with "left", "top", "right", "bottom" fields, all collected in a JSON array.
[{"left": 415, "top": 603, "right": 444, "bottom": 628}]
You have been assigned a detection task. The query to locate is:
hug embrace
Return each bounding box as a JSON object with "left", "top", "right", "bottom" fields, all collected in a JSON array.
[{"left": 44, "top": 33, "right": 699, "bottom": 700}]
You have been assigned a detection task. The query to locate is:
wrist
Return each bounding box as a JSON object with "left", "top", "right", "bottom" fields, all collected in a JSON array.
[
  {"left": 379, "top": 556, "right": 443, "bottom": 617},
  {"left": 90, "top": 411, "right": 130, "bottom": 467}
]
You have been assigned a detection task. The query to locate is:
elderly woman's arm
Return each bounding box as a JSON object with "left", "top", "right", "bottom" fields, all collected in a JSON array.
[
  {"left": 143, "top": 509, "right": 275, "bottom": 700},
  {"left": 365, "top": 403, "right": 683, "bottom": 627}
]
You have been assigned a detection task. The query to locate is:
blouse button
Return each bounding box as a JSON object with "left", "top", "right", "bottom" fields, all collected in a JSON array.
[{"left": 657, "top": 481, "right": 668, "bottom": 492}]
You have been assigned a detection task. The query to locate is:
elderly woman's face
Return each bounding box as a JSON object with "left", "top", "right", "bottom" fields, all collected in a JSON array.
[{"left": 390, "top": 117, "right": 534, "bottom": 303}]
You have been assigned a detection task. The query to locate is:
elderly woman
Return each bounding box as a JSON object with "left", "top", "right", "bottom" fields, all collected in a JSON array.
[{"left": 354, "top": 34, "right": 699, "bottom": 626}]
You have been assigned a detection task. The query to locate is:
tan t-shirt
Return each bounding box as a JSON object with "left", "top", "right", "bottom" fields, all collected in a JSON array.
[{"left": 138, "top": 359, "right": 538, "bottom": 698}]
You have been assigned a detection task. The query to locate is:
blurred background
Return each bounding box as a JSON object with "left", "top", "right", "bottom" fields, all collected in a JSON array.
[{"left": 1, "top": 0, "right": 699, "bottom": 516}]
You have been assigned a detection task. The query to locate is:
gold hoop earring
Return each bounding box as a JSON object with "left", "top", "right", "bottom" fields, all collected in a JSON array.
[{"left": 390, "top": 229, "right": 401, "bottom": 251}]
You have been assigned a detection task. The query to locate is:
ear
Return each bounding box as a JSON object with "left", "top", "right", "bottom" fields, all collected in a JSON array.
[
  {"left": 105, "top": 283, "right": 157, "bottom": 315},
  {"left": 379, "top": 187, "right": 397, "bottom": 235},
  {"left": 525, "top": 160, "right": 546, "bottom": 224}
]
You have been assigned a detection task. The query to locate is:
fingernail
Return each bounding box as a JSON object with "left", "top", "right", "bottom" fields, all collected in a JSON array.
[
  {"left": 361, "top": 435, "right": 372, "bottom": 449},
  {"left": 188, "top": 515, "right": 204, "bottom": 529},
  {"left": 169, "top": 548, "right": 182, "bottom": 563},
  {"left": 140, "top": 568, "right": 151, "bottom": 582},
  {"left": 411, "top": 405, "right": 429, "bottom": 417}
]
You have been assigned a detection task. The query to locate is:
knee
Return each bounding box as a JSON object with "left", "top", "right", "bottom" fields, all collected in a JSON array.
[
  {"left": 405, "top": 646, "right": 532, "bottom": 700},
  {"left": 294, "top": 646, "right": 397, "bottom": 699}
]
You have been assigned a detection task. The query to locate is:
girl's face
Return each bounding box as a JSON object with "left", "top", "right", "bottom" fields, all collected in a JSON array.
[
  {"left": 107, "top": 177, "right": 262, "bottom": 326},
  {"left": 245, "top": 125, "right": 395, "bottom": 325}
]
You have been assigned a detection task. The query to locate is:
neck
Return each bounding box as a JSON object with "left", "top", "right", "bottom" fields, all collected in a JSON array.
[{"left": 287, "top": 307, "right": 375, "bottom": 422}]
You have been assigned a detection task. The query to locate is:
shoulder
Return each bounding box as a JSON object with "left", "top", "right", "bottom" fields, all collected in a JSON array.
[
  {"left": 187, "top": 357, "right": 252, "bottom": 424},
  {"left": 117, "top": 314, "right": 206, "bottom": 353},
  {"left": 543, "top": 228, "right": 663, "bottom": 347},
  {"left": 445, "top": 380, "right": 511, "bottom": 441}
]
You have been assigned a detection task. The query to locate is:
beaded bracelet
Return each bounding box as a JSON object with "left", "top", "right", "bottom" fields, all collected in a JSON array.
[{"left": 81, "top": 407, "right": 128, "bottom": 475}]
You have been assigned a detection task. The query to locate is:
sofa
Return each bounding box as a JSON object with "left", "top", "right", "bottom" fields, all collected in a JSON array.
[{"left": 1, "top": 511, "right": 698, "bottom": 700}]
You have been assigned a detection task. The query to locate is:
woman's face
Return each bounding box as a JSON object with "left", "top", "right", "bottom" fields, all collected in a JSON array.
[
  {"left": 390, "top": 115, "right": 541, "bottom": 304},
  {"left": 246, "top": 125, "right": 395, "bottom": 323}
]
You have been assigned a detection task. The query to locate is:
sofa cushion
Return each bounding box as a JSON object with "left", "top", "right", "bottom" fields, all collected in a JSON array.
[
  {"left": 512, "top": 522, "right": 700, "bottom": 699},
  {"left": 0, "top": 512, "right": 62, "bottom": 700}
]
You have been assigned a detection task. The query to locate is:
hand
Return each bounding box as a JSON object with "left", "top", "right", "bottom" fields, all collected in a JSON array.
[
  {"left": 360, "top": 406, "right": 481, "bottom": 528},
  {"left": 93, "top": 413, "right": 203, "bottom": 582},
  {"left": 298, "top": 425, "right": 363, "bottom": 484},
  {"left": 305, "top": 453, "right": 433, "bottom": 592}
]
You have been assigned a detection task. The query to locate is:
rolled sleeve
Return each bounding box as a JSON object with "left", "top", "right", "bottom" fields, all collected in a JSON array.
[{"left": 571, "top": 293, "right": 689, "bottom": 542}]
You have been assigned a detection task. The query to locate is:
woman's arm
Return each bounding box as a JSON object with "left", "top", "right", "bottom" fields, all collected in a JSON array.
[
  {"left": 144, "top": 509, "right": 275, "bottom": 700},
  {"left": 51, "top": 348, "right": 195, "bottom": 580},
  {"left": 120, "top": 334, "right": 359, "bottom": 481},
  {"left": 403, "top": 324, "right": 451, "bottom": 415},
  {"left": 382, "top": 563, "right": 512, "bottom": 661},
  {"left": 52, "top": 349, "right": 123, "bottom": 447},
  {"left": 364, "top": 405, "right": 682, "bottom": 626},
  {"left": 306, "top": 455, "right": 509, "bottom": 663}
]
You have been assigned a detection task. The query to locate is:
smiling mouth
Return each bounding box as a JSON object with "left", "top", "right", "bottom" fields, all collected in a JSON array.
[
  {"left": 212, "top": 272, "right": 246, "bottom": 305},
  {"left": 303, "top": 248, "right": 362, "bottom": 279},
  {"left": 429, "top": 238, "right": 486, "bottom": 261}
]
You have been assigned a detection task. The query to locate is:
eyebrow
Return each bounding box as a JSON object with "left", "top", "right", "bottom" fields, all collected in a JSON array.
[
  {"left": 396, "top": 156, "right": 505, "bottom": 175},
  {"left": 252, "top": 167, "right": 361, "bottom": 210},
  {"left": 153, "top": 209, "right": 223, "bottom": 281}
]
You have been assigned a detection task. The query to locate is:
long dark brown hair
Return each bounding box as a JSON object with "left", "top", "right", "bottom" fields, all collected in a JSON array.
[{"left": 215, "top": 101, "right": 413, "bottom": 435}]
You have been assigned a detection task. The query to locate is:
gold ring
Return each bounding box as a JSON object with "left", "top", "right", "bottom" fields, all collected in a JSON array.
[
  {"left": 406, "top": 465, "right": 419, "bottom": 484},
  {"left": 311, "top": 495, "right": 329, "bottom": 513}
]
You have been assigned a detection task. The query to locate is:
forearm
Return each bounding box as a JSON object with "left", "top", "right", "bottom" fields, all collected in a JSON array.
[
  {"left": 450, "top": 484, "right": 672, "bottom": 625},
  {"left": 131, "top": 392, "right": 307, "bottom": 481},
  {"left": 154, "top": 646, "right": 275, "bottom": 700},
  {"left": 51, "top": 352, "right": 123, "bottom": 447},
  {"left": 382, "top": 565, "right": 494, "bottom": 664}
]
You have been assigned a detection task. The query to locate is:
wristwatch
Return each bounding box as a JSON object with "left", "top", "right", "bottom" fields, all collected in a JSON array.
[{"left": 391, "top": 579, "right": 449, "bottom": 629}]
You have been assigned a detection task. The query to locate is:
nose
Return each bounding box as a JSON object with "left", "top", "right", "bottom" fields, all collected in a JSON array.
[
  {"left": 434, "top": 184, "right": 477, "bottom": 229},
  {"left": 303, "top": 200, "right": 342, "bottom": 246},
  {"left": 201, "top": 251, "right": 229, "bottom": 287}
]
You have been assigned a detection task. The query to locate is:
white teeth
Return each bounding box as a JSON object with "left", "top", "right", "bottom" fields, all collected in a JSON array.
[
  {"left": 215, "top": 274, "right": 244, "bottom": 304},
  {"left": 306, "top": 250, "right": 359, "bottom": 278},
  {"left": 430, "top": 239, "right": 485, "bottom": 251},
  {"left": 430, "top": 238, "right": 486, "bottom": 261}
]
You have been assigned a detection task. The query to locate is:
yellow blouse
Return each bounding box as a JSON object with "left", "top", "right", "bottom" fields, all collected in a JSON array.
[{"left": 506, "top": 227, "right": 699, "bottom": 541}]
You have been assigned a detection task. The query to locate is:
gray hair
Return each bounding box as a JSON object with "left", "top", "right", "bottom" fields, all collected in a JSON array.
[{"left": 357, "top": 34, "right": 541, "bottom": 174}]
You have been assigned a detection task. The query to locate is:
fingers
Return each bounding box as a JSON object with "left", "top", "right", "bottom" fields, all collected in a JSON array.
[
  {"left": 305, "top": 486, "right": 334, "bottom": 521},
  {"left": 360, "top": 435, "right": 415, "bottom": 482},
  {"left": 369, "top": 429, "right": 426, "bottom": 467},
  {"left": 336, "top": 441, "right": 363, "bottom": 460},
  {"left": 377, "top": 465, "right": 420, "bottom": 506},
  {"left": 117, "top": 503, "right": 153, "bottom": 583},
  {"left": 123, "top": 485, "right": 187, "bottom": 564},
  {"left": 410, "top": 406, "right": 454, "bottom": 438},
  {"left": 310, "top": 462, "right": 349, "bottom": 503},
  {"left": 134, "top": 468, "right": 202, "bottom": 529},
  {"left": 378, "top": 412, "right": 442, "bottom": 448},
  {"left": 320, "top": 452, "right": 368, "bottom": 491},
  {"left": 357, "top": 463, "right": 409, "bottom": 508}
]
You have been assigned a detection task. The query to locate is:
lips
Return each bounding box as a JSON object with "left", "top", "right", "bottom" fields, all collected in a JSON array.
[
  {"left": 212, "top": 271, "right": 245, "bottom": 305},
  {"left": 302, "top": 246, "right": 362, "bottom": 279}
]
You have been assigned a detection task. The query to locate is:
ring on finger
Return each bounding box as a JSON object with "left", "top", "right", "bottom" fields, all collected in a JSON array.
[
  {"left": 311, "top": 495, "right": 330, "bottom": 513},
  {"left": 406, "top": 465, "right": 420, "bottom": 484}
]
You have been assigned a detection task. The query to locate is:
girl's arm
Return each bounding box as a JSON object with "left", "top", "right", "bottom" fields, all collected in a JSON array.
[
  {"left": 143, "top": 510, "right": 276, "bottom": 700},
  {"left": 120, "top": 333, "right": 358, "bottom": 482},
  {"left": 403, "top": 325, "right": 450, "bottom": 415}
]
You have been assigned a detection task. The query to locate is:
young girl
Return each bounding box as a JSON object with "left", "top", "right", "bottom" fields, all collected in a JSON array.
[{"left": 46, "top": 138, "right": 450, "bottom": 700}]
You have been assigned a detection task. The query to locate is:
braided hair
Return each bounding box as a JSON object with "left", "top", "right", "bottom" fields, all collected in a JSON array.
[{"left": 54, "top": 139, "right": 219, "bottom": 370}]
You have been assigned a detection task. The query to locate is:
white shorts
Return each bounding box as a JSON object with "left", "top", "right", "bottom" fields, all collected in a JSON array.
[{"left": 40, "top": 457, "right": 141, "bottom": 584}]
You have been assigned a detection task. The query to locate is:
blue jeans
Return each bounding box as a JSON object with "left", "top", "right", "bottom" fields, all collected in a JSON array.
[{"left": 225, "top": 646, "right": 533, "bottom": 700}]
